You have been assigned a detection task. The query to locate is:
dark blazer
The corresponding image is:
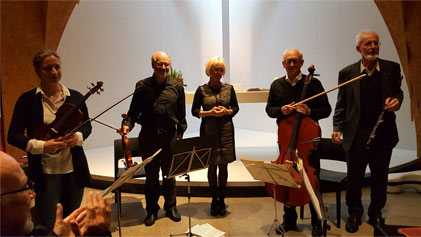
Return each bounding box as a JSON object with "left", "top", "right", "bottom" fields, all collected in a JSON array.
[
  {"left": 8, "top": 88, "right": 92, "bottom": 187},
  {"left": 333, "top": 58, "right": 403, "bottom": 151}
]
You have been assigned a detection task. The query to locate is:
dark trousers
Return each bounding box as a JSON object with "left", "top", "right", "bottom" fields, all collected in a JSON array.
[
  {"left": 283, "top": 202, "right": 320, "bottom": 227},
  {"left": 139, "top": 128, "right": 177, "bottom": 214},
  {"left": 208, "top": 163, "right": 228, "bottom": 200},
  {"left": 35, "top": 172, "right": 83, "bottom": 231},
  {"left": 346, "top": 127, "right": 392, "bottom": 219}
]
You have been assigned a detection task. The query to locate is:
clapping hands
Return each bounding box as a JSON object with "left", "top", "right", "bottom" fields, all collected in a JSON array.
[{"left": 53, "top": 192, "right": 111, "bottom": 236}]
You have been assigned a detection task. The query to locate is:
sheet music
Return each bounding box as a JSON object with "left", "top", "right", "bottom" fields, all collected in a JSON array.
[
  {"left": 264, "top": 163, "right": 300, "bottom": 188},
  {"left": 101, "top": 149, "right": 161, "bottom": 196},
  {"left": 188, "top": 223, "right": 225, "bottom": 237},
  {"left": 240, "top": 158, "right": 299, "bottom": 188}
]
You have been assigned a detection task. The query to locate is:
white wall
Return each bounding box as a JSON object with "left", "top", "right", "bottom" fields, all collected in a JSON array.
[
  {"left": 229, "top": 0, "right": 415, "bottom": 150},
  {"left": 59, "top": 0, "right": 223, "bottom": 148},
  {"left": 58, "top": 0, "right": 416, "bottom": 151}
]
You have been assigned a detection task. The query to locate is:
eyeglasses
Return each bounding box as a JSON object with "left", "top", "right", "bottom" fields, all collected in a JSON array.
[
  {"left": 360, "top": 41, "right": 381, "bottom": 47},
  {"left": 283, "top": 59, "right": 302, "bottom": 65},
  {"left": 0, "top": 180, "right": 35, "bottom": 196}
]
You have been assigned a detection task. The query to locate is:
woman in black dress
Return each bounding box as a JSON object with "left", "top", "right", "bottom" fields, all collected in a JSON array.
[{"left": 191, "top": 57, "right": 239, "bottom": 216}]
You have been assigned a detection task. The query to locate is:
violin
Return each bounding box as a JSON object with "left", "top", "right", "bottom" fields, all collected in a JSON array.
[
  {"left": 121, "top": 114, "right": 134, "bottom": 168},
  {"left": 33, "top": 81, "right": 103, "bottom": 141},
  {"left": 89, "top": 114, "right": 135, "bottom": 169},
  {"left": 265, "top": 66, "right": 320, "bottom": 206}
]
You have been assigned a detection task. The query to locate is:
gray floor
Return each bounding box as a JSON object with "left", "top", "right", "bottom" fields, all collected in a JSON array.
[
  {"left": 83, "top": 187, "right": 421, "bottom": 236},
  {"left": 83, "top": 129, "right": 419, "bottom": 236}
]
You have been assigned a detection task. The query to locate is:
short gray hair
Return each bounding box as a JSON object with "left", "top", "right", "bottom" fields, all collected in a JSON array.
[
  {"left": 151, "top": 51, "right": 170, "bottom": 65},
  {"left": 355, "top": 30, "right": 379, "bottom": 46}
]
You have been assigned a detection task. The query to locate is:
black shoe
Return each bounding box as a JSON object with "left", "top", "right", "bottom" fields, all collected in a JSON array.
[
  {"left": 368, "top": 216, "right": 385, "bottom": 226},
  {"left": 166, "top": 208, "right": 181, "bottom": 222},
  {"left": 210, "top": 200, "right": 218, "bottom": 216},
  {"left": 218, "top": 200, "right": 226, "bottom": 216},
  {"left": 275, "top": 222, "right": 297, "bottom": 234},
  {"left": 144, "top": 212, "right": 157, "bottom": 226},
  {"left": 345, "top": 217, "right": 361, "bottom": 233},
  {"left": 311, "top": 223, "right": 323, "bottom": 237}
]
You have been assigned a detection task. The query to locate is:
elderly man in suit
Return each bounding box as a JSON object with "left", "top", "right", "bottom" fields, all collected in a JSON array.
[{"left": 332, "top": 30, "right": 403, "bottom": 233}]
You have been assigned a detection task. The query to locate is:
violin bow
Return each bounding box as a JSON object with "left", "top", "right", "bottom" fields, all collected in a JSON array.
[{"left": 294, "top": 73, "right": 367, "bottom": 107}]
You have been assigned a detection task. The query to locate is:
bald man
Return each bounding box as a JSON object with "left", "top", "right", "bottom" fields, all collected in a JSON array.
[
  {"left": 266, "top": 49, "right": 331, "bottom": 236},
  {"left": 1, "top": 151, "right": 111, "bottom": 236},
  {"left": 0, "top": 151, "right": 36, "bottom": 235},
  {"left": 121, "top": 51, "right": 187, "bottom": 226}
]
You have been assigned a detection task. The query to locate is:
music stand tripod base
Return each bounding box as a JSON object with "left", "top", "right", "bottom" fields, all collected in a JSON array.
[
  {"left": 168, "top": 137, "right": 214, "bottom": 237},
  {"left": 267, "top": 184, "right": 286, "bottom": 236},
  {"left": 169, "top": 174, "right": 200, "bottom": 237},
  {"left": 239, "top": 158, "right": 298, "bottom": 237}
]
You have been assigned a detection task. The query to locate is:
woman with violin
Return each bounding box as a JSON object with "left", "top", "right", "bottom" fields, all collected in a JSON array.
[
  {"left": 8, "top": 49, "right": 92, "bottom": 231},
  {"left": 192, "top": 57, "right": 239, "bottom": 216},
  {"left": 266, "top": 49, "right": 331, "bottom": 236}
]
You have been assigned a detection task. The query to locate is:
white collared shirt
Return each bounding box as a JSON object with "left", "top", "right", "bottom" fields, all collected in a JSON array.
[
  {"left": 25, "top": 83, "right": 83, "bottom": 174},
  {"left": 285, "top": 72, "right": 303, "bottom": 86},
  {"left": 360, "top": 60, "right": 380, "bottom": 76}
]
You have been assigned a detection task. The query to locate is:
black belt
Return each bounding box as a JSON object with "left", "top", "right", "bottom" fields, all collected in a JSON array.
[{"left": 142, "top": 126, "right": 174, "bottom": 134}]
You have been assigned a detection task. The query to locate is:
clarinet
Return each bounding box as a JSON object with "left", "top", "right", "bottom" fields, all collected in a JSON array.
[{"left": 366, "top": 110, "right": 385, "bottom": 150}]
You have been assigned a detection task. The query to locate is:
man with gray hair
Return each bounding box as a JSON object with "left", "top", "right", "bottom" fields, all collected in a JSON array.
[
  {"left": 266, "top": 48, "right": 331, "bottom": 236},
  {"left": 332, "top": 30, "right": 403, "bottom": 233},
  {"left": 120, "top": 51, "right": 187, "bottom": 226}
]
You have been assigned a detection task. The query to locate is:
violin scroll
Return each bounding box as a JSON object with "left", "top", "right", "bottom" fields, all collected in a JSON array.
[{"left": 87, "top": 81, "right": 104, "bottom": 95}]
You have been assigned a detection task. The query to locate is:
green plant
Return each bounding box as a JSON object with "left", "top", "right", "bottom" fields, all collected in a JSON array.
[
  {"left": 168, "top": 67, "right": 185, "bottom": 86},
  {"left": 168, "top": 67, "right": 182, "bottom": 79}
]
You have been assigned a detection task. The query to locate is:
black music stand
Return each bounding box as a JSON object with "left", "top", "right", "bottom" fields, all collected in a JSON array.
[
  {"left": 240, "top": 158, "right": 300, "bottom": 236},
  {"left": 101, "top": 149, "right": 161, "bottom": 237},
  {"left": 167, "top": 136, "right": 216, "bottom": 237}
]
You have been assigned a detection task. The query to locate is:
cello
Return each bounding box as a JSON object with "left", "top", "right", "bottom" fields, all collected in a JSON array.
[{"left": 265, "top": 65, "right": 321, "bottom": 206}]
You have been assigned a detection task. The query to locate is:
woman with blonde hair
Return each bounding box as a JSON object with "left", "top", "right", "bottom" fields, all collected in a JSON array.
[{"left": 191, "top": 57, "right": 239, "bottom": 216}]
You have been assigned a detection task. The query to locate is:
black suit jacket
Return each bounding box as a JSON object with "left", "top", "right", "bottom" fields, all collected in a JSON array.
[
  {"left": 333, "top": 58, "right": 403, "bottom": 151},
  {"left": 8, "top": 88, "right": 92, "bottom": 187}
]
